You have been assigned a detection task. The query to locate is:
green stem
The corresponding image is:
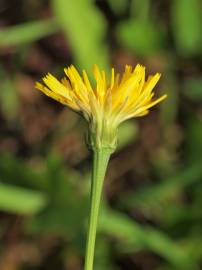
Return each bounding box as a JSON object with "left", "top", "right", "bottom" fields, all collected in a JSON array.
[{"left": 84, "top": 148, "right": 112, "bottom": 270}]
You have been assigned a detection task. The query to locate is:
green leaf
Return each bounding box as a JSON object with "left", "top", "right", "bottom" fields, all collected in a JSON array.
[
  {"left": 117, "top": 19, "right": 163, "bottom": 56},
  {"left": 0, "top": 183, "right": 47, "bottom": 214},
  {"left": 171, "top": 0, "right": 201, "bottom": 56},
  {"left": 119, "top": 163, "right": 202, "bottom": 211},
  {"left": 0, "top": 19, "right": 58, "bottom": 46},
  {"left": 0, "top": 153, "right": 48, "bottom": 191},
  {"left": 27, "top": 153, "right": 87, "bottom": 242},
  {"left": 160, "top": 68, "right": 178, "bottom": 126},
  {"left": 0, "top": 69, "right": 19, "bottom": 120},
  {"left": 100, "top": 207, "right": 198, "bottom": 269},
  {"left": 52, "top": 0, "right": 110, "bottom": 72}
]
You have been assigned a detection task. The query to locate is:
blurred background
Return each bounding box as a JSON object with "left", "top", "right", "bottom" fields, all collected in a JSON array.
[{"left": 0, "top": 0, "right": 202, "bottom": 269}]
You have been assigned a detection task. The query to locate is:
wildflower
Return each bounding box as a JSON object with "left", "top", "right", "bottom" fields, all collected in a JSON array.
[
  {"left": 35, "top": 64, "right": 167, "bottom": 270},
  {"left": 36, "top": 64, "right": 166, "bottom": 149}
]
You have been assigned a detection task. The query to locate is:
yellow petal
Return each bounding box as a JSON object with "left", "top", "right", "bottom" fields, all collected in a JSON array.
[
  {"left": 43, "top": 73, "right": 70, "bottom": 99},
  {"left": 110, "top": 68, "right": 115, "bottom": 89},
  {"left": 35, "top": 82, "right": 79, "bottom": 110},
  {"left": 82, "top": 70, "right": 93, "bottom": 93}
]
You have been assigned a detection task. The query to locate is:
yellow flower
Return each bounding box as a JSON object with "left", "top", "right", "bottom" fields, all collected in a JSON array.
[{"left": 36, "top": 64, "right": 167, "bottom": 149}]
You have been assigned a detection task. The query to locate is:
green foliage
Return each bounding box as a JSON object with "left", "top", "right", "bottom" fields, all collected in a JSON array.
[
  {"left": 0, "top": 146, "right": 202, "bottom": 269},
  {"left": 28, "top": 154, "right": 87, "bottom": 243},
  {"left": 117, "top": 0, "right": 163, "bottom": 56},
  {"left": 171, "top": 0, "right": 201, "bottom": 56},
  {"left": 119, "top": 163, "right": 202, "bottom": 218},
  {"left": 117, "top": 20, "right": 163, "bottom": 56},
  {"left": 160, "top": 68, "right": 179, "bottom": 126},
  {"left": 52, "top": 0, "right": 109, "bottom": 72},
  {"left": 0, "top": 68, "right": 19, "bottom": 120},
  {"left": 0, "top": 153, "right": 48, "bottom": 190},
  {"left": 0, "top": 183, "right": 47, "bottom": 214},
  {"left": 100, "top": 207, "right": 198, "bottom": 270},
  {"left": 0, "top": 19, "right": 58, "bottom": 46}
]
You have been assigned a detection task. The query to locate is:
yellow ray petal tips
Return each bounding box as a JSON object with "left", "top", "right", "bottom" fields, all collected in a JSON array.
[{"left": 35, "top": 64, "right": 167, "bottom": 149}]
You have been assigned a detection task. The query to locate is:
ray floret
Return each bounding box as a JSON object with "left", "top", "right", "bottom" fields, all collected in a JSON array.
[{"left": 36, "top": 64, "right": 167, "bottom": 149}]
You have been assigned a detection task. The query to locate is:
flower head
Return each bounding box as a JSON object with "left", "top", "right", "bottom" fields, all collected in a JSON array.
[{"left": 36, "top": 64, "right": 167, "bottom": 149}]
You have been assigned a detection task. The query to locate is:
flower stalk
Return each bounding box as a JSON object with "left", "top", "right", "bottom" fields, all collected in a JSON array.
[{"left": 84, "top": 147, "right": 113, "bottom": 270}]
